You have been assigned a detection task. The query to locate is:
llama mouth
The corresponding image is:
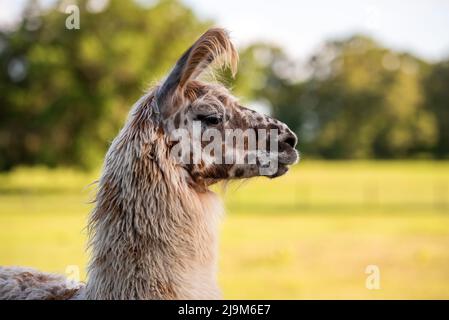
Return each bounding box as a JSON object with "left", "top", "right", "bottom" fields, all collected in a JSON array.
[
  {"left": 278, "top": 149, "right": 300, "bottom": 166},
  {"left": 268, "top": 150, "right": 299, "bottom": 178},
  {"left": 268, "top": 164, "right": 290, "bottom": 178}
]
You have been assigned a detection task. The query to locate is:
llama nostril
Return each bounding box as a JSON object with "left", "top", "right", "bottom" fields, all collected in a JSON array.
[{"left": 283, "top": 134, "right": 297, "bottom": 148}]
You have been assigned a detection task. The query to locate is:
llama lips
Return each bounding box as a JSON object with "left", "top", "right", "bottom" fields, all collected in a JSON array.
[
  {"left": 269, "top": 149, "right": 299, "bottom": 178},
  {"left": 278, "top": 149, "right": 300, "bottom": 166},
  {"left": 268, "top": 165, "right": 290, "bottom": 178}
]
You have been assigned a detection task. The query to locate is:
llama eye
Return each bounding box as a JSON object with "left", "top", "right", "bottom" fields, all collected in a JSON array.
[{"left": 198, "top": 114, "right": 222, "bottom": 125}]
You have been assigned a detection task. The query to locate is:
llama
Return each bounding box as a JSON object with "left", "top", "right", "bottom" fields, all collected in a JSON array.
[{"left": 0, "top": 28, "right": 298, "bottom": 300}]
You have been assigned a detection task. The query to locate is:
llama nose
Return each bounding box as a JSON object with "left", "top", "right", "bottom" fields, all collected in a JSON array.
[{"left": 281, "top": 132, "right": 298, "bottom": 148}]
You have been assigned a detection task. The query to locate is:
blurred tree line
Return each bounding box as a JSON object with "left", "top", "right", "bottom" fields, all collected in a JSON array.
[
  {"left": 0, "top": 0, "right": 448, "bottom": 170},
  {"left": 234, "top": 39, "right": 449, "bottom": 160},
  {"left": 0, "top": 0, "right": 209, "bottom": 170}
]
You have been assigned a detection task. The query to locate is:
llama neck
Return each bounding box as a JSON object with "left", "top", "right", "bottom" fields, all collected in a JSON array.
[
  {"left": 85, "top": 162, "right": 222, "bottom": 300},
  {"left": 85, "top": 112, "right": 222, "bottom": 299}
]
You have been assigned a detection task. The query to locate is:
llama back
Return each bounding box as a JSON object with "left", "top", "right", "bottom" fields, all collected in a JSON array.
[{"left": 0, "top": 266, "right": 83, "bottom": 300}]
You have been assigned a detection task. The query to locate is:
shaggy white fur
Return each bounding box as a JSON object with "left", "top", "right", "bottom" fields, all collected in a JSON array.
[{"left": 0, "top": 267, "right": 82, "bottom": 300}]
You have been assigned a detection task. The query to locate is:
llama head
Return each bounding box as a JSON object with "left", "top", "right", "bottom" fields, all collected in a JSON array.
[{"left": 152, "top": 28, "right": 298, "bottom": 188}]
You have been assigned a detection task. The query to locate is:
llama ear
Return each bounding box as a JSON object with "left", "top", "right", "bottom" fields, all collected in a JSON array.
[{"left": 156, "top": 28, "right": 238, "bottom": 117}]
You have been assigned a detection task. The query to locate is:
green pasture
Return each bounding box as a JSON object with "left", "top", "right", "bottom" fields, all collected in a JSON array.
[{"left": 0, "top": 161, "right": 448, "bottom": 299}]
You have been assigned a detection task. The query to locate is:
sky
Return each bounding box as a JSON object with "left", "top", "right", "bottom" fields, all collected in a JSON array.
[
  {"left": 1, "top": 0, "right": 449, "bottom": 62},
  {"left": 183, "top": 0, "right": 449, "bottom": 62}
]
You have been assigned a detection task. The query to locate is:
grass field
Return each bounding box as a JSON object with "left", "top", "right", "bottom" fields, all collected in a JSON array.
[{"left": 1, "top": 161, "right": 448, "bottom": 299}]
